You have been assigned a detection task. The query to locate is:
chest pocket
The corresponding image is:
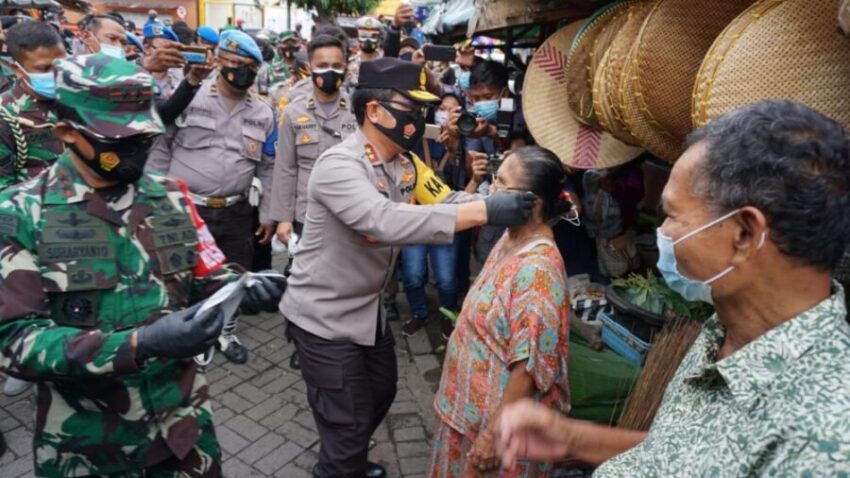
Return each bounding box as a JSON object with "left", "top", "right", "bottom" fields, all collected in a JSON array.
[
  {"left": 38, "top": 210, "right": 119, "bottom": 329},
  {"left": 295, "top": 133, "right": 319, "bottom": 165},
  {"left": 175, "top": 114, "right": 217, "bottom": 149},
  {"left": 144, "top": 204, "right": 199, "bottom": 308},
  {"left": 242, "top": 126, "right": 267, "bottom": 162}
]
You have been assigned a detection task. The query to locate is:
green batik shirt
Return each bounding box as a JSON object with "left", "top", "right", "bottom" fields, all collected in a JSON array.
[
  {"left": 0, "top": 152, "right": 239, "bottom": 477},
  {"left": 595, "top": 285, "right": 850, "bottom": 477},
  {"left": 0, "top": 83, "right": 64, "bottom": 190}
]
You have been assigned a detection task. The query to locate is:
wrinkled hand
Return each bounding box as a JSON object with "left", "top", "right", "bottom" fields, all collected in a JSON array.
[
  {"left": 255, "top": 223, "right": 275, "bottom": 245},
  {"left": 483, "top": 191, "right": 537, "bottom": 227},
  {"left": 393, "top": 4, "right": 415, "bottom": 28},
  {"left": 142, "top": 40, "right": 186, "bottom": 73},
  {"left": 276, "top": 222, "right": 293, "bottom": 245},
  {"left": 494, "top": 399, "right": 573, "bottom": 471},
  {"left": 135, "top": 303, "right": 223, "bottom": 363},
  {"left": 186, "top": 58, "right": 216, "bottom": 86},
  {"left": 467, "top": 427, "right": 500, "bottom": 472},
  {"left": 241, "top": 270, "right": 286, "bottom": 314},
  {"left": 467, "top": 151, "right": 489, "bottom": 184}
]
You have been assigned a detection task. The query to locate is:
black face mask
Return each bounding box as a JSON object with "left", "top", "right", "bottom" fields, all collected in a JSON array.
[
  {"left": 311, "top": 69, "right": 344, "bottom": 95},
  {"left": 221, "top": 65, "right": 257, "bottom": 90},
  {"left": 373, "top": 102, "right": 425, "bottom": 152},
  {"left": 399, "top": 52, "right": 413, "bottom": 62},
  {"left": 70, "top": 131, "right": 156, "bottom": 185},
  {"left": 360, "top": 38, "right": 377, "bottom": 54}
]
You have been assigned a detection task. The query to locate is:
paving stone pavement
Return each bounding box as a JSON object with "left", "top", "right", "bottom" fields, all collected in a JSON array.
[{"left": 0, "top": 290, "right": 446, "bottom": 478}]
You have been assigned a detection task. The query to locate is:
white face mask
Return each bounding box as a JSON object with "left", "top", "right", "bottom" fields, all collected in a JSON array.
[
  {"left": 100, "top": 42, "right": 126, "bottom": 60},
  {"left": 434, "top": 110, "right": 449, "bottom": 126}
]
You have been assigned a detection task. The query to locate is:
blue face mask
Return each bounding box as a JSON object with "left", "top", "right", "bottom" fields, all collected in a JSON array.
[
  {"left": 474, "top": 99, "right": 499, "bottom": 122},
  {"left": 656, "top": 209, "right": 765, "bottom": 304},
  {"left": 100, "top": 42, "right": 126, "bottom": 60},
  {"left": 16, "top": 62, "right": 55, "bottom": 100},
  {"left": 458, "top": 71, "right": 470, "bottom": 91}
]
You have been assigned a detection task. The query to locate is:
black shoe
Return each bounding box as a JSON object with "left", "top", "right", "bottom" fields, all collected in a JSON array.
[
  {"left": 220, "top": 338, "right": 248, "bottom": 364},
  {"left": 385, "top": 303, "right": 400, "bottom": 322},
  {"left": 365, "top": 462, "right": 386, "bottom": 478},
  {"left": 0, "top": 431, "right": 6, "bottom": 459},
  {"left": 289, "top": 351, "right": 300, "bottom": 370}
]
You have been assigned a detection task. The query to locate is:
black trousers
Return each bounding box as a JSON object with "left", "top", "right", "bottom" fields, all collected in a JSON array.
[
  {"left": 287, "top": 322, "right": 398, "bottom": 478},
  {"left": 197, "top": 201, "right": 254, "bottom": 270},
  {"left": 251, "top": 207, "right": 272, "bottom": 272}
]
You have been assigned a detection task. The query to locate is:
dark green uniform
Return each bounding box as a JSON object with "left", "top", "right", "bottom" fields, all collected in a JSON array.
[
  {"left": 0, "top": 53, "right": 238, "bottom": 478},
  {"left": 0, "top": 83, "right": 63, "bottom": 190}
]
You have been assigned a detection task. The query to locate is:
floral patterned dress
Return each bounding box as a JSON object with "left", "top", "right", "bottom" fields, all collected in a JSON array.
[{"left": 429, "top": 234, "right": 571, "bottom": 478}]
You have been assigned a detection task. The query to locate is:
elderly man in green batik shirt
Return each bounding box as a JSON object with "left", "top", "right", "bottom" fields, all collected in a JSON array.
[
  {"left": 0, "top": 53, "right": 284, "bottom": 477},
  {"left": 494, "top": 100, "right": 850, "bottom": 476}
]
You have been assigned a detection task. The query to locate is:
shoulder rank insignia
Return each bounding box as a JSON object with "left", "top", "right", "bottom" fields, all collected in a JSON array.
[{"left": 364, "top": 144, "right": 380, "bottom": 164}]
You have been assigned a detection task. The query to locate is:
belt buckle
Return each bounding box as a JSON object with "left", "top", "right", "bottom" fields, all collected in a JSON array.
[{"left": 206, "top": 197, "right": 227, "bottom": 208}]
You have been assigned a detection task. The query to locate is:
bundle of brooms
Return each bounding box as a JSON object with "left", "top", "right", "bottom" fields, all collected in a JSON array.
[{"left": 616, "top": 317, "right": 703, "bottom": 430}]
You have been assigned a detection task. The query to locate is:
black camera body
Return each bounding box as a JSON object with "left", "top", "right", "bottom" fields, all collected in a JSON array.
[{"left": 456, "top": 99, "right": 517, "bottom": 151}]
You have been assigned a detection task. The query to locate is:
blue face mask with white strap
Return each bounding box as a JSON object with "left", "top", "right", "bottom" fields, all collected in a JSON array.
[
  {"left": 100, "top": 42, "right": 126, "bottom": 60},
  {"left": 16, "top": 62, "right": 56, "bottom": 100},
  {"left": 656, "top": 209, "right": 766, "bottom": 304},
  {"left": 474, "top": 99, "right": 499, "bottom": 122}
]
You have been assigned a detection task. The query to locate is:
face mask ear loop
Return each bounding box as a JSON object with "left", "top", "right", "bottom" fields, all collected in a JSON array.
[{"left": 672, "top": 208, "right": 742, "bottom": 246}]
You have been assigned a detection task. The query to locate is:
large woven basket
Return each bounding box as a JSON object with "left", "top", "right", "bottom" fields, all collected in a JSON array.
[
  {"left": 566, "top": 1, "right": 635, "bottom": 129},
  {"left": 524, "top": 22, "right": 644, "bottom": 169},
  {"left": 693, "top": 0, "right": 850, "bottom": 132},
  {"left": 621, "top": 0, "right": 753, "bottom": 162},
  {"left": 593, "top": 1, "right": 656, "bottom": 145}
]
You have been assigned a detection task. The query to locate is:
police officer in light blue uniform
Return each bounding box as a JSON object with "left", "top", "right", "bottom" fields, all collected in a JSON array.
[
  {"left": 197, "top": 25, "right": 220, "bottom": 49},
  {"left": 148, "top": 30, "right": 278, "bottom": 364},
  {"left": 143, "top": 22, "right": 184, "bottom": 99}
]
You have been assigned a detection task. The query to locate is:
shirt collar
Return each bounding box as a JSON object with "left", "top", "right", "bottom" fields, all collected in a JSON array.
[
  {"left": 43, "top": 151, "right": 166, "bottom": 205},
  {"left": 686, "top": 284, "right": 847, "bottom": 403}
]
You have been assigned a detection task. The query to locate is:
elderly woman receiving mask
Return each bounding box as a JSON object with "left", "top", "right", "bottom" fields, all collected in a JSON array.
[{"left": 494, "top": 100, "right": 850, "bottom": 476}]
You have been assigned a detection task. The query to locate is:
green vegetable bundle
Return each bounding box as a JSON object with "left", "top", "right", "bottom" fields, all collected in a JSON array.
[{"left": 612, "top": 272, "right": 714, "bottom": 321}]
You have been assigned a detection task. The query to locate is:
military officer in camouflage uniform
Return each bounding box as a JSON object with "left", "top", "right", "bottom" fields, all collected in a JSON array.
[
  {"left": 147, "top": 30, "right": 278, "bottom": 364},
  {"left": 0, "top": 53, "right": 284, "bottom": 478},
  {"left": 270, "top": 30, "right": 299, "bottom": 86},
  {"left": 0, "top": 22, "right": 66, "bottom": 190}
]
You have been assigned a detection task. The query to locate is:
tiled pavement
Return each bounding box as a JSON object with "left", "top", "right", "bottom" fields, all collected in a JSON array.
[{"left": 0, "top": 293, "right": 447, "bottom": 478}]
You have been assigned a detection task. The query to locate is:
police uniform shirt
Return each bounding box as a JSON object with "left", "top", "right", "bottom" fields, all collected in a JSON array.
[
  {"left": 147, "top": 80, "right": 277, "bottom": 222},
  {"left": 280, "top": 130, "right": 477, "bottom": 346},
  {"left": 270, "top": 91, "right": 358, "bottom": 224}
]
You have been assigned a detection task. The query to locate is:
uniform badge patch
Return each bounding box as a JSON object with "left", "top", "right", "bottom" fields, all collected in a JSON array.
[
  {"left": 301, "top": 134, "right": 313, "bottom": 144},
  {"left": 248, "top": 141, "right": 259, "bottom": 154},
  {"left": 99, "top": 152, "right": 120, "bottom": 172},
  {"left": 296, "top": 115, "right": 310, "bottom": 124},
  {"left": 62, "top": 296, "right": 93, "bottom": 324},
  {"left": 403, "top": 124, "right": 416, "bottom": 139}
]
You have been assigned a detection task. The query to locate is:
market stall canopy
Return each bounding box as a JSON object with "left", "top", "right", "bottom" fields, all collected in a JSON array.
[
  {"left": 468, "top": 0, "right": 608, "bottom": 36},
  {"left": 421, "top": 0, "right": 475, "bottom": 36}
]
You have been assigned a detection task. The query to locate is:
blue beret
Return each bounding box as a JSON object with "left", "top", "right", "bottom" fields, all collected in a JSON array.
[
  {"left": 143, "top": 22, "right": 179, "bottom": 42},
  {"left": 197, "top": 26, "right": 219, "bottom": 45},
  {"left": 218, "top": 30, "right": 262, "bottom": 64},
  {"left": 125, "top": 32, "right": 143, "bottom": 51}
]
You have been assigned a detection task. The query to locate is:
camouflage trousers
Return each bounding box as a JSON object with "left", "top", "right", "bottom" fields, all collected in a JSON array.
[{"left": 76, "top": 425, "right": 220, "bottom": 478}]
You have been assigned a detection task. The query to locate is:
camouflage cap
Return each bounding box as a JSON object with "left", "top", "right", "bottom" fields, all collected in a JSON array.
[{"left": 54, "top": 53, "right": 165, "bottom": 139}]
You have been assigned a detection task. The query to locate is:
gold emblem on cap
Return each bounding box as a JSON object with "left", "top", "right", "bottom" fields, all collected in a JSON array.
[
  {"left": 99, "top": 152, "right": 120, "bottom": 172},
  {"left": 227, "top": 39, "right": 239, "bottom": 51},
  {"left": 419, "top": 69, "right": 426, "bottom": 89}
]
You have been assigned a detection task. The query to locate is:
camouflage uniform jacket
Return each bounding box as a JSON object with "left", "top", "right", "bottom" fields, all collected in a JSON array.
[
  {"left": 0, "top": 62, "right": 16, "bottom": 95},
  {"left": 269, "top": 56, "right": 292, "bottom": 86},
  {"left": 0, "top": 83, "right": 63, "bottom": 190},
  {"left": 0, "top": 152, "right": 238, "bottom": 477}
]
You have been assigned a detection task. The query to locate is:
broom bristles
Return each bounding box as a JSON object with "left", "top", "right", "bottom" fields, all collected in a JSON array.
[{"left": 616, "top": 318, "right": 703, "bottom": 431}]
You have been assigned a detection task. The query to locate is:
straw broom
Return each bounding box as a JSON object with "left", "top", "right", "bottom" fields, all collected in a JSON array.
[{"left": 616, "top": 317, "right": 703, "bottom": 430}]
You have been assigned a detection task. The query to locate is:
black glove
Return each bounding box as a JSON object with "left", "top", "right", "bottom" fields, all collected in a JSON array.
[
  {"left": 136, "top": 303, "right": 223, "bottom": 363},
  {"left": 241, "top": 271, "right": 287, "bottom": 314},
  {"left": 483, "top": 191, "right": 538, "bottom": 227}
]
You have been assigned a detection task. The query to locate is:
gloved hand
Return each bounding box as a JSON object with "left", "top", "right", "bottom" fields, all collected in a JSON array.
[
  {"left": 135, "top": 303, "right": 223, "bottom": 363},
  {"left": 483, "top": 191, "right": 538, "bottom": 227},
  {"left": 240, "top": 271, "right": 287, "bottom": 314}
]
